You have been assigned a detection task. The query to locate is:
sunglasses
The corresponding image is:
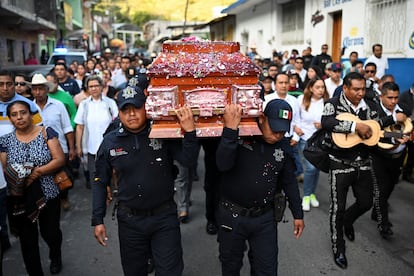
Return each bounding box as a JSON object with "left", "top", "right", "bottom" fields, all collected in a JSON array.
[
  {"left": 365, "top": 70, "right": 376, "bottom": 73},
  {"left": 15, "top": 82, "right": 27, "bottom": 86}
]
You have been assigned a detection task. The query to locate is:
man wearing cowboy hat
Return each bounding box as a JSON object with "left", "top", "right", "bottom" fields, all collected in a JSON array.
[{"left": 31, "top": 73, "right": 75, "bottom": 211}]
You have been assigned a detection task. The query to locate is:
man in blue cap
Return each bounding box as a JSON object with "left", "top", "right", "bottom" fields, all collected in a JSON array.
[
  {"left": 91, "top": 85, "right": 198, "bottom": 276},
  {"left": 215, "top": 99, "right": 304, "bottom": 275}
]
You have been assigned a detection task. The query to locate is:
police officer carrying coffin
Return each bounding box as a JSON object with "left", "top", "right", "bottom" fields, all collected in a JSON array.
[
  {"left": 91, "top": 85, "right": 199, "bottom": 276},
  {"left": 215, "top": 99, "right": 304, "bottom": 275}
]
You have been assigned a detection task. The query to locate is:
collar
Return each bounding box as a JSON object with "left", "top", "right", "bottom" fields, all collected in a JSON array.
[
  {"left": 116, "top": 120, "right": 151, "bottom": 137},
  {"left": 342, "top": 93, "right": 367, "bottom": 113},
  {"left": 380, "top": 102, "right": 403, "bottom": 116}
]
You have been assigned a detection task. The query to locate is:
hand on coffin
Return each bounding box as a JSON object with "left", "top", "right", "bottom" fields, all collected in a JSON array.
[
  {"left": 176, "top": 106, "right": 196, "bottom": 133},
  {"left": 224, "top": 104, "right": 242, "bottom": 130}
]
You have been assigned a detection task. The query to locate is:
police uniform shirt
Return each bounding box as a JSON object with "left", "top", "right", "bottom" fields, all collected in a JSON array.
[
  {"left": 91, "top": 122, "right": 198, "bottom": 226},
  {"left": 216, "top": 127, "right": 303, "bottom": 220}
]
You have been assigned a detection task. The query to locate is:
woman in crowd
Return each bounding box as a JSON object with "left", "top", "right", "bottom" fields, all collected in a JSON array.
[
  {"left": 0, "top": 100, "right": 65, "bottom": 275},
  {"left": 297, "top": 78, "right": 329, "bottom": 211},
  {"left": 101, "top": 69, "right": 117, "bottom": 99},
  {"left": 73, "top": 76, "right": 90, "bottom": 107},
  {"left": 75, "top": 63, "right": 88, "bottom": 90},
  {"left": 74, "top": 75, "right": 118, "bottom": 187},
  {"left": 14, "top": 74, "right": 33, "bottom": 100},
  {"left": 303, "top": 65, "right": 323, "bottom": 88}
]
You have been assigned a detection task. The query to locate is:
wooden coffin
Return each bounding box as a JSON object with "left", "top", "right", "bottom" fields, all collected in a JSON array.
[{"left": 146, "top": 41, "right": 262, "bottom": 138}]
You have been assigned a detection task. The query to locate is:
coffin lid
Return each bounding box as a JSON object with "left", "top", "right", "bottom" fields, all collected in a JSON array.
[{"left": 147, "top": 41, "right": 260, "bottom": 79}]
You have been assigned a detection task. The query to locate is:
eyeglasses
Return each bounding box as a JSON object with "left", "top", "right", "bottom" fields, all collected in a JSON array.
[
  {"left": 88, "top": 85, "right": 101, "bottom": 89},
  {"left": 365, "top": 70, "right": 376, "bottom": 73},
  {"left": 0, "top": 82, "right": 14, "bottom": 88},
  {"left": 15, "top": 82, "right": 26, "bottom": 86}
]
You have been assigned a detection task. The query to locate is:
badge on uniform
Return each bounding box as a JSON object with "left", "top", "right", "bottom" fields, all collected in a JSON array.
[
  {"left": 273, "top": 148, "right": 284, "bottom": 162},
  {"left": 149, "top": 139, "right": 163, "bottom": 150}
]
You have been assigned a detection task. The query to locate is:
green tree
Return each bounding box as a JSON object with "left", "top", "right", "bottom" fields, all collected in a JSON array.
[{"left": 131, "top": 11, "right": 165, "bottom": 28}]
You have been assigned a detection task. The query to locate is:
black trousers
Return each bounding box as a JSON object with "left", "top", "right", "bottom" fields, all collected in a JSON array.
[
  {"left": 117, "top": 206, "right": 183, "bottom": 276},
  {"left": 201, "top": 139, "right": 221, "bottom": 224},
  {"left": 14, "top": 196, "right": 62, "bottom": 276},
  {"left": 372, "top": 152, "right": 404, "bottom": 227},
  {"left": 217, "top": 205, "right": 278, "bottom": 276},
  {"left": 329, "top": 157, "right": 375, "bottom": 254}
]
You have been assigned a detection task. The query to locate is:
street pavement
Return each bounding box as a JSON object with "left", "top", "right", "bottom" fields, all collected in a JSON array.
[{"left": 3, "top": 149, "right": 414, "bottom": 276}]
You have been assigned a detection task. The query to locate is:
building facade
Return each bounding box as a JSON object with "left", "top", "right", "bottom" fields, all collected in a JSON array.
[{"left": 222, "top": 0, "right": 414, "bottom": 91}]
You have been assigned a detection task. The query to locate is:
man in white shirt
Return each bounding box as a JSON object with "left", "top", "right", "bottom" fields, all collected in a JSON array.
[
  {"left": 325, "top": 63, "right": 344, "bottom": 98},
  {"left": 364, "top": 43, "right": 389, "bottom": 79},
  {"left": 264, "top": 73, "right": 303, "bottom": 180}
]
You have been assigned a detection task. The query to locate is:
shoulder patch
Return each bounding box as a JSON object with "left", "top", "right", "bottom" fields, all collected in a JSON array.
[
  {"left": 149, "top": 139, "right": 163, "bottom": 150},
  {"left": 273, "top": 148, "right": 284, "bottom": 162},
  {"left": 322, "top": 103, "right": 335, "bottom": 116}
]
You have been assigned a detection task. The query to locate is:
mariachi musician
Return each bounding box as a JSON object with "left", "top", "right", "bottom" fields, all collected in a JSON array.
[
  {"left": 371, "top": 82, "right": 410, "bottom": 239},
  {"left": 320, "top": 72, "right": 394, "bottom": 269}
]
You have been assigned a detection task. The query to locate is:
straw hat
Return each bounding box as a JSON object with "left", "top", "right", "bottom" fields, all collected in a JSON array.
[{"left": 30, "top": 74, "right": 54, "bottom": 91}]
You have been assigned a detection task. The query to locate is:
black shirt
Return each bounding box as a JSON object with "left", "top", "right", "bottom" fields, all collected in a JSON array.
[
  {"left": 216, "top": 127, "right": 303, "bottom": 220},
  {"left": 59, "top": 77, "right": 80, "bottom": 96},
  {"left": 91, "top": 122, "right": 198, "bottom": 226}
]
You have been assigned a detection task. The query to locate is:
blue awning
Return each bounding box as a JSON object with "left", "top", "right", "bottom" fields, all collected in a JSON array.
[{"left": 221, "top": 0, "right": 248, "bottom": 14}]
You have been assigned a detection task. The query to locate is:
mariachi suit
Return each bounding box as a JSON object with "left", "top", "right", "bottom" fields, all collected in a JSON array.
[
  {"left": 398, "top": 89, "right": 414, "bottom": 179},
  {"left": 321, "top": 93, "right": 382, "bottom": 255},
  {"left": 372, "top": 105, "right": 408, "bottom": 230}
]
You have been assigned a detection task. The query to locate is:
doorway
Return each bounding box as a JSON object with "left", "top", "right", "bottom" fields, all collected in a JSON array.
[{"left": 331, "top": 12, "right": 342, "bottom": 62}]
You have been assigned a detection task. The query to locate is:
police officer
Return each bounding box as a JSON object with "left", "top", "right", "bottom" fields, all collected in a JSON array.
[
  {"left": 216, "top": 99, "right": 304, "bottom": 275},
  {"left": 91, "top": 86, "right": 198, "bottom": 276}
]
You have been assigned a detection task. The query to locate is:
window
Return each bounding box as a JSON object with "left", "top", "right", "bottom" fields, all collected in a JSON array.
[
  {"left": 281, "top": 0, "right": 305, "bottom": 45},
  {"left": 7, "top": 40, "right": 14, "bottom": 62},
  {"left": 368, "top": 0, "right": 406, "bottom": 54}
]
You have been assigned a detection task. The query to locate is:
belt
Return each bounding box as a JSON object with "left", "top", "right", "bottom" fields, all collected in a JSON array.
[
  {"left": 117, "top": 200, "right": 175, "bottom": 217},
  {"left": 329, "top": 154, "right": 371, "bottom": 167},
  {"left": 220, "top": 198, "right": 273, "bottom": 217}
]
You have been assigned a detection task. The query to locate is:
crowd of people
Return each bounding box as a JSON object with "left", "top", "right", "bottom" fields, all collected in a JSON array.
[
  {"left": 253, "top": 42, "right": 414, "bottom": 269},
  {"left": 0, "top": 41, "right": 413, "bottom": 276}
]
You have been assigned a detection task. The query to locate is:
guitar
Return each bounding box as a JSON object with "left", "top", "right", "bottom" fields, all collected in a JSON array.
[
  {"left": 378, "top": 117, "right": 412, "bottom": 150},
  {"left": 332, "top": 113, "right": 411, "bottom": 149},
  {"left": 331, "top": 113, "right": 381, "bottom": 148}
]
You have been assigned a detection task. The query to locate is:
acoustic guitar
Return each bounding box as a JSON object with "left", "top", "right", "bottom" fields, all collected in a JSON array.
[
  {"left": 332, "top": 113, "right": 381, "bottom": 148},
  {"left": 377, "top": 117, "right": 412, "bottom": 150},
  {"left": 332, "top": 113, "right": 411, "bottom": 149}
]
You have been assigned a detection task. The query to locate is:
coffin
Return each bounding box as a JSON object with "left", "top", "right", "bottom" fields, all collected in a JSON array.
[{"left": 146, "top": 41, "right": 263, "bottom": 138}]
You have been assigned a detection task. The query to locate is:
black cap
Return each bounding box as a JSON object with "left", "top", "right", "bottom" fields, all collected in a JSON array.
[
  {"left": 127, "top": 72, "right": 150, "bottom": 90},
  {"left": 263, "top": 99, "right": 292, "bottom": 132},
  {"left": 117, "top": 85, "right": 147, "bottom": 110}
]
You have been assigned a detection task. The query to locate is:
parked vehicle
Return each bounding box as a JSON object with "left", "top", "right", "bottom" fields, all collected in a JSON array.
[{"left": 47, "top": 48, "right": 87, "bottom": 65}]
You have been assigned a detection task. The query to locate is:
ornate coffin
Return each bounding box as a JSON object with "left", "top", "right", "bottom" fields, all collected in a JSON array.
[{"left": 146, "top": 41, "right": 262, "bottom": 138}]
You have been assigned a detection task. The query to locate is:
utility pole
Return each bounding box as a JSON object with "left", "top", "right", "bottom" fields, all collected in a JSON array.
[{"left": 183, "top": 0, "right": 189, "bottom": 36}]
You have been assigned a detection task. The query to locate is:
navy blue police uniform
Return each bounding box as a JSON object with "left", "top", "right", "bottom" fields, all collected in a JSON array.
[
  {"left": 215, "top": 99, "right": 303, "bottom": 276},
  {"left": 92, "top": 87, "right": 198, "bottom": 276}
]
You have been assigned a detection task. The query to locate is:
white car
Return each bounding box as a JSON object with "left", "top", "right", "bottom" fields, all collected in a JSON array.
[{"left": 47, "top": 48, "right": 87, "bottom": 65}]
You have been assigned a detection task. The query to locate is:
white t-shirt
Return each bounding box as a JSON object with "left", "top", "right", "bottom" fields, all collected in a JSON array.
[
  {"left": 74, "top": 96, "right": 118, "bottom": 155},
  {"left": 325, "top": 78, "right": 343, "bottom": 98},
  {"left": 297, "top": 95, "right": 324, "bottom": 140}
]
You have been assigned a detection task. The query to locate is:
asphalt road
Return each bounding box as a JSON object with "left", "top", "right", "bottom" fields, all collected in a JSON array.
[{"left": 3, "top": 149, "right": 414, "bottom": 276}]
